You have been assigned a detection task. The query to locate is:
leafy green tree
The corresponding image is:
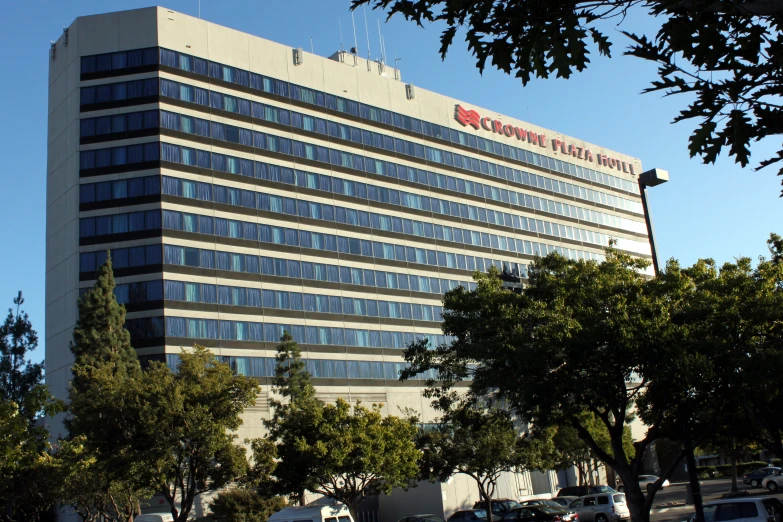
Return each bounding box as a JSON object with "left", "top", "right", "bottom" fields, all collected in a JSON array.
[
  {"left": 264, "top": 332, "right": 325, "bottom": 505},
  {"left": 400, "top": 253, "right": 706, "bottom": 522},
  {"left": 417, "top": 406, "right": 552, "bottom": 516},
  {"left": 0, "top": 292, "right": 62, "bottom": 522},
  {"left": 551, "top": 412, "right": 635, "bottom": 487},
  {"left": 135, "top": 346, "right": 258, "bottom": 522},
  {"left": 265, "top": 333, "right": 420, "bottom": 516},
  {"left": 304, "top": 399, "right": 420, "bottom": 519},
  {"left": 208, "top": 489, "right": 286, "bottom": 522},
  {"left": 0, "top": 292, "right": 43, "bottom": 421},
  {"left": 55, "top": 436, "right": 155, "bottom": 522},
  {"left": 353, "top": 0, "right": 783, "bottom": 193}
]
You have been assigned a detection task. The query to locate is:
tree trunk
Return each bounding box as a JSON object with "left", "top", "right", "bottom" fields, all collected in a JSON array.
[
  {"left": 620, "top": 473, "right": 650, "bottom": 522},
  {"left": 730, "top": 442, "right": 739, "bottom": 493},
  {"left": 686, "top": 441, "right": 705, "bottom": 522}
]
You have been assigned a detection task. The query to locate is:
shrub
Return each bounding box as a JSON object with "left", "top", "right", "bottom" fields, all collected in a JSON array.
[{"left": 209, "top": 489, "right": 286, "bottom": 522}]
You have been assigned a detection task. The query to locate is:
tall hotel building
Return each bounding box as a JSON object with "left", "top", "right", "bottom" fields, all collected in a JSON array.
[{"left": 46, "top": 7, "right": 666, "bottom": 518}]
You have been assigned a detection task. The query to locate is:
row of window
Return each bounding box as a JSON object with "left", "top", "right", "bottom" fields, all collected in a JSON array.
[
  {"left": 159, "top": 174, "right": 635, "bottom": 253},
  {"left": 79, "top": 245, "right": 481, "bottom": 295},
  {"left": 80, "top": 109, "right": 159, "bottom": 137},
  {"left": 165, "top": 353, "right": 438, "bottom": 381},
  {"left": 79, "top": 175, "right": 160, "bottom": 204},
  {"left": 155, "top": 85, "right": 640, "bottom": 207},
  {"left": 80, "top": 209, "right": 160, "bottom": 237},
  {"left": 164, "top": 245, "right": 478, "bottom": 292},
  {"left": 79, "top": 142, "right": 160, "bottom": 168},
  {"left": 78, "top": 79, "right": 641, "bottom": 213},
  {"left": 95, "top": 277, "right": 444, "bottom": 321},
  {"left": 164, "top": 316, "right": 451, "bottom": 349},
  {"left": 80, "top": 46, "right": 637, "bottom": 194},
  {"left": 80, "top": 77, "right": 159, "bottom": 105},
  {"left": 162, "top": 280, "right": 444, "bottom": 321}
]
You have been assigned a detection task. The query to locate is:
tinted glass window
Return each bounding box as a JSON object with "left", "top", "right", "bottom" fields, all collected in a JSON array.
[
  {"left": 584, "top": 498, "right": 596, "bottom": 507},
  {"left": 597, "top": 497, "right": 609, "bottom": 505},
  {"left": 613, "top": 495, "right": 626, "bottom": 504},
  {"left": 740, "top": 503, "right": 758, "bottom": 518},
  {"left": 715, "top": 504, "right": 741, "bottom": 522},
  {"left": 472, "top": 511, "right": 487, "bottom": 519}
]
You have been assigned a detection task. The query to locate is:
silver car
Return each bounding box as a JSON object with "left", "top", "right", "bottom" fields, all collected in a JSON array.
[
  {"left": 570, "top": 493, "right": 630, "bottom": 522},
  {"left": 688, "top": 498, "right": 783, "bottom": 522}
]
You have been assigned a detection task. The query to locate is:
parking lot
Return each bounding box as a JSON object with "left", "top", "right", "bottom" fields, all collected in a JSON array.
[{"left": 650, "top": 479, "right": 783, "bottom": 522}]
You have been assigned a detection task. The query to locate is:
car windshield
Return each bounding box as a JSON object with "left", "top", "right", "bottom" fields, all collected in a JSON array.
[
  {"left": 505, "top": 502, "right": 521, "bottom": 510},
  {"left": 537, "top": 508, "right": 563, "bottom": 515},
  {"left": 421, "top": 517, "right": 446, "bottom": 522},
  {"left": 472, "top": 511, "right": 488, "bottom": 519},
  {"left": 594, "top": 486, "right": 614, "bottom": 494}
]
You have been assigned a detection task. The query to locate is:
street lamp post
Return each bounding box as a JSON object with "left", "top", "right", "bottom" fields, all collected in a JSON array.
[{"left": 638, "top": 168, "right": 669, "bottom": 275}]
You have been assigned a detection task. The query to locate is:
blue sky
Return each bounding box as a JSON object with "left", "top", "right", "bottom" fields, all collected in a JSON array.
[{"left": 0, "top": 0, "right": 781, "bottom": 364}]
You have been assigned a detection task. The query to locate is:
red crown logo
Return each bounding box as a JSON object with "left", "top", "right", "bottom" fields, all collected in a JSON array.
[{"left": 455, "top": 104, "right": 481, "bottom": 130}]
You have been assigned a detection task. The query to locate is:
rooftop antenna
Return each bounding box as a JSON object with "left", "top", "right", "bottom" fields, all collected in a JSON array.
[
  {"left": 310, "top": 37, "right": 314, "bottom": 54},
  {"left": 363, "top": 5, "right": 371, "bottom": 63},
  {"left": 339, "top": 18, "right": 345, "bottom": 52},
  {"left": 351, "top": 10, "right": 359, "bottom": 65},
  {"left": 198, "top": 0, "right": 201, "bottom": 18},
  {"left": 377, "top": 19, "right": 384, "bottom": 63}
]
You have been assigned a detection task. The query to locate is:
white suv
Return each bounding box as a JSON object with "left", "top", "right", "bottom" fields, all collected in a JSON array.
[
  {"left": 569, "top": 493, "right": 630, "bottom": 522},
  {"left": 690, "top": 498, "right": 783, "bottom": 522},
  {"left": 763, "top": 469, "right": 783, "bottom": 492}
]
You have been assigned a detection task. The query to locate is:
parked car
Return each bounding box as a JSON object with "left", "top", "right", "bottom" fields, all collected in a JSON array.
[
  {"left": 518, "top": 500, "right": 570, "bottom": 510},
  {"left": 398, "top": 516, "right": 447, "bottom": 522},
  {"left": 569, "top": 493, "right": 629, "bottom": 522},
  {"left": 550, "top": 497, "right": 580, "bottom": 509},
  {"left": 503, "top": 506, "right": 577, "bottom": 522},
  {"left": 473, "top": 500, "right": 523, "bottom": 516},
  {"left": 269, "top": 505, "right": 354, "bottom": 522},
  {"left": 557, "top": 486, "right": 615, "bottom": 498},
  {"left": 687, "top": 498, "right": 783, "bottom": 522},
  {"left": 616, "top": 475, "right": 670, "bottom": 492},
  {"left": 448, "top": 509, "right": 500, "bottom": 522},
  {"left": 743, "top": 467, "right": 781, "bottom": 488},
  {"left": 762, "top": 469, "right": 783, "bottom": 492}
]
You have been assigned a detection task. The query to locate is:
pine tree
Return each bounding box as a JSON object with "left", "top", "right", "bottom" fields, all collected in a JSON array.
[
  {"left": 69, "top": 255, "right": 140, "bottom": 397},
  {"left": 264, "top": 332, "right": 324, "bottom": 505},
  {"left": 65, "top": 256, "right": 147, "bottom": 522},
  {"left": 0, "top": 291, "right": 44, "bottom": 421}
]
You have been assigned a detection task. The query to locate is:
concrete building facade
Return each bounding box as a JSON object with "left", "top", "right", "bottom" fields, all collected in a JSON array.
[{"left": 47, "top": 7, "right": 661, "bottom": 519}]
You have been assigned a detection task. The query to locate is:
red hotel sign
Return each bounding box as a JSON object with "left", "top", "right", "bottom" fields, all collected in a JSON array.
[{"left": 454, "top": 105, "right": 635, "bottom": 175}]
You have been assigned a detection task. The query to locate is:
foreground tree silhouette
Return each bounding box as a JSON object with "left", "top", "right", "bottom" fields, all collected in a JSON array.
[{"left": 353, "top": 0, "right": 783, "bottom": 194}]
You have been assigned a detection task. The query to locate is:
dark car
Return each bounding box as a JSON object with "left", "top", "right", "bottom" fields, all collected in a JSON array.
[
  {"left": 448, "top": 509, "right": 501, "bottom": 522},
  {"left": 518, "top": 501, "right": 570, "bottom": 510},
  {"left": 473, "top": 500, "right": 523, "bottom": 516},
  {"left": 503, "top": 506, "right": 578, "bottom": 522},
  {"left": 743, "top": 467, "right": 781, "bottom": 488},
  {"left": 398, "top": 515, "right": 447, "bottom": 522},
  {"left": 557, "top": 486, "right": 615, "bottom": 498}
]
